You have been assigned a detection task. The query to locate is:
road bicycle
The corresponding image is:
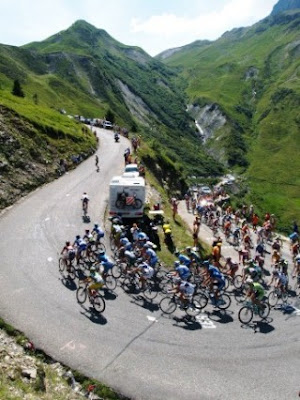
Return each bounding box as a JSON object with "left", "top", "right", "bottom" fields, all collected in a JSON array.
[
  {"left": 59, "top": 257, "right": 77, "bottom": 280},
  {"left": 196, "top": 287, "right": 232, "bottom": 310},
  {"left": 268, "top": 287, "right": 289, "bottom": 307},
  {"left": 76, "top": 283, "right": 106, "bottom": 313},
  {"left": 238, "top": 300, "right": 270, "bottom": 324},
  {"left": 159, "top": 293, "right": 205, "bottom": 317}
]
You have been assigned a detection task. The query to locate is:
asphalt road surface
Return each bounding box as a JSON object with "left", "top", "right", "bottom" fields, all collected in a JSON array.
[{"left": 0, "top": 128, "right": 299, "bottom": 400}]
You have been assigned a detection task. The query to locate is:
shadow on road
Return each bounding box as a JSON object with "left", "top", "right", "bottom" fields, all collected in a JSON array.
[
  {"left": 60, "top": 277, "right": 77, "bottom": 291},
  {"left": 80, "top": 306, "right": 107, "bottom": 325},
  {"left": 102, "top": 289, "right": 117, "bottom": 301},
  {"left": 172, "top": 315, "right": 202, "bottom": 331},
  {"left": 208, "top": 309, "right": 234, "bottom": 324},
  {"left": 130, "top": 295, "right": 159, "bottom": 312},
  {"left": 240, "top": 317, "right": 275, "bottom": 334}
]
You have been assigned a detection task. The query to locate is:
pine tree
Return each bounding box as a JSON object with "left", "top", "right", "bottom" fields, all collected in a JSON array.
[{"left": 12, "top": 80, "right": 25, "bottom": 98}]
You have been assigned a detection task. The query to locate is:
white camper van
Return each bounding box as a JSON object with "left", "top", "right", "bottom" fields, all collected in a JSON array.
[{"left": 109, "top": 175, "right": 146, "bottom": 218}]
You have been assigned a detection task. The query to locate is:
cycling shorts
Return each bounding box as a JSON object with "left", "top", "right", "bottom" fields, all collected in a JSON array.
[
  {"left": 215, "top": 277, "right": 225, "bottom": 291},
  {"left": 89, "top": 282, "right": 104, "bottom": 291},
  {"left": 79, "top": 244, "right": 87, "bottom": 252}
]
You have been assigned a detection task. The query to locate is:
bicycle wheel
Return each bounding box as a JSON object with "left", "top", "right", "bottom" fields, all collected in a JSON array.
[
  {"left": 59, "top": 258, "right": 66, "bottom": 273},
  {"left": 68, "top": 265, "right": 77, "bottom": 281},
  {"left": 159, "top": 296, "right": 177, "bottom": 314},
  {"left": 76, "top": 286, "right": 88, "bottom": 304},
  {"left": 133, "top": 199, "right": 142, "bottom": 209},
  {"left": 97, "top": 242, "right": 106, "bottom": 252},
  {"left": 185, "top": 299, "right": 203, "bottom": 317},
  {"left": 238, "top": 306, "right": 253, "bottom": 324},
  {"left": 258, "top": 303, "right": 270, "bottom": 320},
  {"left": 93, "top": 295, "right": 106, "bottom": 313},
  {"left": 268, "top": 290, "right": 279, "bottom": 307},
  {"left": 112, "top": 262, "right": 123, "bottom": 278},
  {"left": 105, "top": 275, "right": 117, "bottom": 291},
  {"left": 233, "top": 274, "right": 243, "bottom": 289},
  {"left": 216, "top": 293, "right": 231, "bottom": 310},
  {"left": 193, "top": 293, "right": 208, "bottom": 310},
  {"left": 143, "top": 282, "right": 158, "bottom": 301}
]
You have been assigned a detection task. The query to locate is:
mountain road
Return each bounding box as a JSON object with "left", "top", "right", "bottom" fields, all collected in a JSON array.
[{"left": 0, "top": 128, "right": 299, "bottom": 400}]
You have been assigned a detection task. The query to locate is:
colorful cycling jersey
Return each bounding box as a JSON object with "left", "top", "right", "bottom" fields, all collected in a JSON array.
[
  {"left": 178, "top": 254, "right": 191, "bottom": 267},
  {"left": 176, "top": 265, "right": 191, "bottom": 280},
  {"left": 138, "top": 232, "right": 148, "bottom": 241},
  {"left": 208, "top": 266, "right": 224, "bottom": 280},
  {"left": 101, "top": 260, "right": 114, "bottom": 273},
  {"left": 83, "top": 233, "right": 94, "bottom": 243},
  {"left": 74, "top": 238, "right": 87, "bottom": 250},
  {"left": 93, "top": 227, "right": 104, "bottom": 239},
  {"left": 146, "top": 248, "right": 158, "bottom": 266},
  {"left": 91, "top": 272, "right": 104, "bottom": 284},
  {"left": 141, "top": 265, "right": 154, "bottom": 279},
  {"left": 179, "top": 282, "right": 195, "bottom": 296},
  {"left": 97, "top": 253, "right": 111, "bottom": 263},
  {"left": 253, "top": 282, "right": 264, "bottom": 296},
  {"left": 277, "top": 272, "right": 288, "bottom": 286}
]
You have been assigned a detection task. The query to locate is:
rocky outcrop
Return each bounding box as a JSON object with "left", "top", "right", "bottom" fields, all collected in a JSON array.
[{"left": 186, "top": 103, "right": 227, "bottom": 143}]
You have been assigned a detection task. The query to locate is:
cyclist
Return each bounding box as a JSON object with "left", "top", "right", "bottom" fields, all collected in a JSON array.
[
  {"left": 174, "top": 251, "right": 191, "bottom": 268},
  {"left": 292, "top": 254, "right": 300, "bottom": 278},
  {"left": 83, "top": 229, "right": 94, "bottom": 255},
  {"left": 171, "top": 260, "right": 191, "bottom": 281},
  {"left": 202, "top": 261, "right": 226, "bottom": 303},
  {"left": 270, "top": 270, "right": 288, "bottom": 294},
  {"left": 97, "top": 251, "right": 115, "bottom": 279},
  {"left": 245, "top": 279, "right": 265, "bottom": 310},
  {"left": 92, "top": 223, "right": 104, "bottom": 243},
  {"left": 243, "top": 259, "right": 262, "bottom": 282},
  {"left": 61, "top": 241, "right": 75, "bottom": 271},
  {"left": 95, "top": 155, "right": 99, "bottom": 172},
  {"left": 143, "top": 242, "right": 158, "bottom": 268},
  {"left": 224, "top": 257, "right": 239, "bottom": 278},
  {"left": 88, "top": 266, "right": 104, "bottom": 296},
  {"left": 81, "top": 192, "right": 89, "bottom": 214},
  {"left": 73, "top": 235, "right": 87, "bottom": 265},
  {"left": 170, "top": 280, "right": 195, "bottom": 308},
  {"left": 137, "top": 262, "right": 154, "bottom": 289}
]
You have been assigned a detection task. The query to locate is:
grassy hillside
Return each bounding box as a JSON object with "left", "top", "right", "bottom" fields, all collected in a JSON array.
[
  {"left": 159, "top": 11, "right": 300, "bottom": 231},
  {"left": 0, "top": 92, "right": 97, "bottom": 209}
]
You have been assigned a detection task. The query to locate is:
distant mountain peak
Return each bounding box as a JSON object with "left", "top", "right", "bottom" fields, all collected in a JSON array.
[{"left": 271, "top": 0, "right": 300, "bottom": 15}]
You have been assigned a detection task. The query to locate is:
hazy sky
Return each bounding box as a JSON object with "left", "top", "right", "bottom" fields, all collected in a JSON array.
[{"left": 0, "top": 0, "right": 278, "bottom": 56}]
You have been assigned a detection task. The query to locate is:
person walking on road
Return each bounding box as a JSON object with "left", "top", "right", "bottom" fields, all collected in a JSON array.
[{"left": 95, "top": 155, "right": 99, "bottom": 172}]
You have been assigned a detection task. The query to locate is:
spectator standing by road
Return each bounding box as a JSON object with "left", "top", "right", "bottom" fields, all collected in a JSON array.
[
  {"left": 193, "top": 216, "right": 201, "bottom": 248},
  {"left": 171, "top": 198, "right": 179, "bottom": 220}
]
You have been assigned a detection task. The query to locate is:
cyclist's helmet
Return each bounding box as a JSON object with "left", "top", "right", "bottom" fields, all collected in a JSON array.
[
  {"left": 226, "top": 257, "right": 231, "bottom": 262},
  {"left": 94, "top": 223, "right": 99, "bottom": 228},
  {"left": 141, "top": 263, "right": 148, "bottom": 269},
  {"left": 76, "top": 235, "right": 80, "bottom": 239},
  {"left": 246, "top": 278, "right": 254, "bottom": 285},
  {"left": 66, "top": 241, "right": 70, "bottom": 246},
  {"left": 174, "top": 260, "right": 180, "bottom": 267},
  {"left": 186, "top": 246, "right": 192, "bottom": 252},
  {"left": 174, "top": 251, "right": 180, "bottom": 257},
  {"left": 90, "top": 266, "right": 96, "bottom": 273},
  {"left": 98, "top": 250, "right": 105, "bottom": 257},
  {"left": 202, "top": 260, "right": 210, "bottom": 268},
  {"left": 120, "top": 237, "right": 129, "bottom": 245},
  {"left": 184, "top": 282, "right": 189, "bottom": 287},
  {"left": 85, "top": 229, "right": 90, "bottom": 233}
]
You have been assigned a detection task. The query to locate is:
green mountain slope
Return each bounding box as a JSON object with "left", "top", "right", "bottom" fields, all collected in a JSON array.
[
  {"left": 0, "top": 20, "right": 222, "bottom": 184},
  {"left": 159, "top": 10, "right": 300, "bottom": 231}
]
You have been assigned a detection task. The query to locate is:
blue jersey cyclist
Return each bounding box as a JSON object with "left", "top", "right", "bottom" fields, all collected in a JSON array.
[
  {"left": 143, "top": 242, "right": 158, "bottom": 267},
  {"left": 202, "top": 260, "right": 226, "bottom": 303},
  {"left": 92, "top": 223, "right": 104, "bottom": 241},
  {"left": 97, "top": 251, "right": 114, "bottom": 278},
  {"left": 73, "top": 235, "right": 87, "bottom": 264},
  {"left": 172, "top": 260, "right": 191, "bottom": 281},
  {"left": 175, "top": 251, "right": 191, "bottom": 268}
]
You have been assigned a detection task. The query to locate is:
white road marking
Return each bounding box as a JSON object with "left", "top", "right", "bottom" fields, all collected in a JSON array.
[
  {"left": 66, "top": 193, "right": 70, "bottom": 197},
  {"left": 60, "top": 340, "right": 76, "bottom": 351},
  {"left": 147, "top": 316, "right": 158, "bottom": 322},
  {"left": 44, "top": 217, "right": 50, "bottom": 221},
  {"left": 196, "top": 314, "right": 217, "bottom": 329},
  {"left": 47, "top": 257, "right": 53, "bottom": 262}
]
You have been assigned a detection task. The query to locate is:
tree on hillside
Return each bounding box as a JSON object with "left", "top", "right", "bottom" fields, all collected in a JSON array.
[
  {"left": 12, "top": 80, "right": 25, "bottom": 98},
  {"left": 105, "top": 109, "right": 115, "bottom": 123}
]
